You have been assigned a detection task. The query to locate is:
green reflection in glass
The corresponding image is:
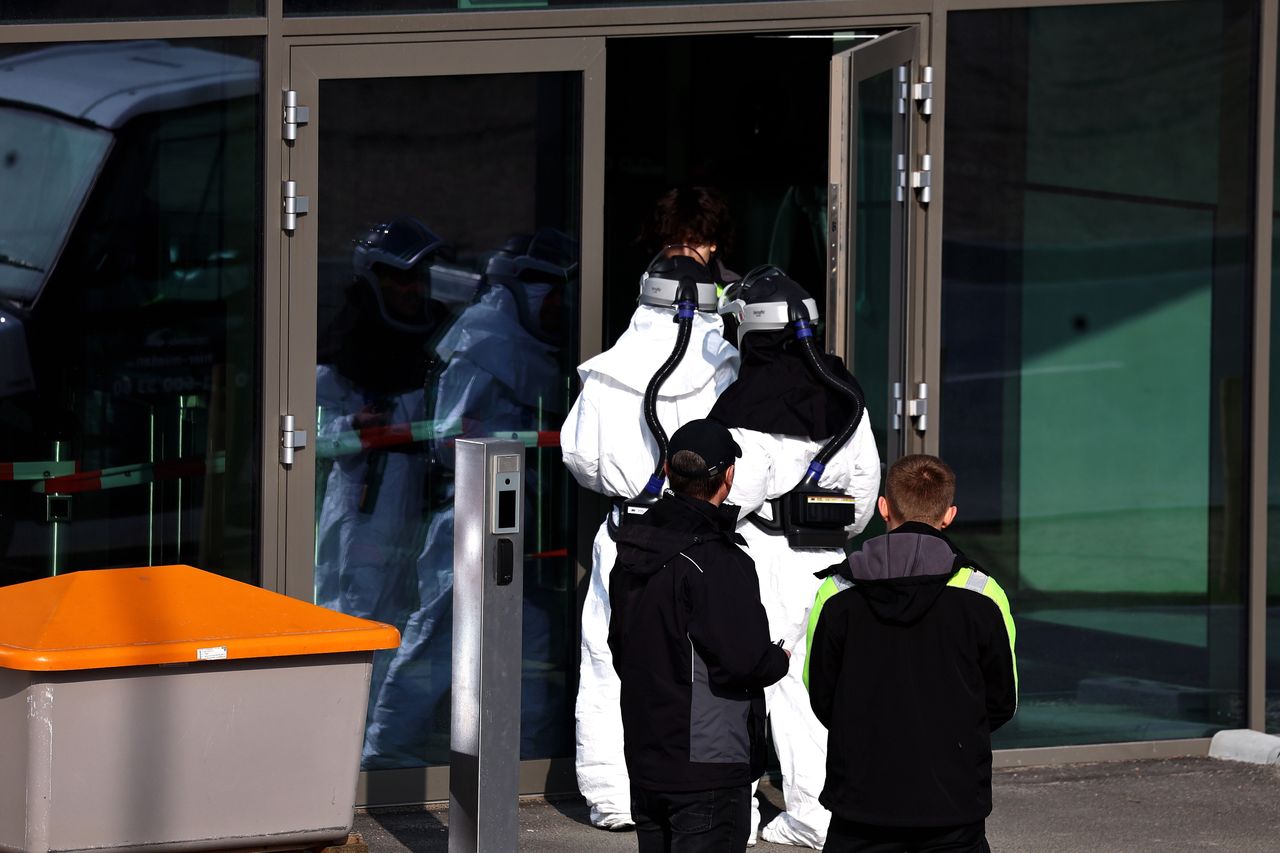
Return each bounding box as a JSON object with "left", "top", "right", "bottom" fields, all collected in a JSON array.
[
  {"left": 942, "top": 1, "right": 1254, "bottom": 748},
  {"left": 853, "top": 68, "right": 894, "bottom": 467}
]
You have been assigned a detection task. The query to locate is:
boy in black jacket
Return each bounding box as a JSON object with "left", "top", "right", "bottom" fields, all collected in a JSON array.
[
  {"left": 806, "top": 454, "right": 1017, "bottom": 853},
  {"left": 609, "top": 419, "right": 790, "bottom": 853}
]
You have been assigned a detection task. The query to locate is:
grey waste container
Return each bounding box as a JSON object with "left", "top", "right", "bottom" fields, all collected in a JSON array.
[{"left": 0, "top": 564, "right": 399, "bottom": 853}]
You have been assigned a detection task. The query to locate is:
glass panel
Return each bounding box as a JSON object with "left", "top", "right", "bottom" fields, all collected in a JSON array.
[
  {"left": 312, "top": 73, "right": 580, "bottom": 770},
  {"left": 0, "top": 39, "right": 262, "bottom": 587},
  {"left": 0, "top": 0, "right": 260, "bottom": 22},
  {"left": 847, "top": 64, "right": 905, "bottom": 545},
  {"left": 942, "top": 2, "right": 1255, "bottom": 748}
]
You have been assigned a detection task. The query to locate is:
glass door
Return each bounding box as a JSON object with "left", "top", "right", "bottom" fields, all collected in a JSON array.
[
  {"left": 828, "top": 28, "right": 922, "bottom": 539},
  {"left": 281, "top": 37, "right": 602, "bottom": 804}
]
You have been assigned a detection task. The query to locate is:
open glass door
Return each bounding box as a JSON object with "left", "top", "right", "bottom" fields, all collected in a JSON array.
[
  {"left": 828, "top": 28, "right": 920, "bottom": 493},
  {"left": 280, "top": 37, "right": 602, "bottom": 804}
]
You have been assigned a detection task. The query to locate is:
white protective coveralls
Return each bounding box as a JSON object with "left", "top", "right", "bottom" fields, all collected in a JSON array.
[
  {"left": 728, "top": 419, "right": 880, "bottom": 848},
  {"left": 561, "top": 304, "right": 738, "bottom": 828},
  {"left": 362, "top": 281, "right": 563, "bottom": 769},
  {"left": 315, "top": 369, "right": 426, "bottom": 716}
]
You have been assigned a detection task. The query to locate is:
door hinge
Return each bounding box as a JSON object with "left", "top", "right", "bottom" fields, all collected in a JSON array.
[
  {"left": 897, "top": 65, "right": 910, "bottom": 115},
  {"left": 913, "top": 66, "right": 934, "bottom": 116},
  {"left": 282, "top": 180, "right": 310, "bottom": 233},
  {"left": 896, "top": 154, "right": 907, "bottom": 204},
  {"left": 907, "top": 383, "right": 928, "bottom": 433},
  {"left": 283, "top": 90, "right": 310, "bottom": 142},
  {"left": 911, "top": 154, "right": 932, "bottom": 205},
  {"left": 893, "top": 382, "right": 904, "bottom": 430},
  {"left": 279, "top": 414, "right": 309, "bottom": 466}
]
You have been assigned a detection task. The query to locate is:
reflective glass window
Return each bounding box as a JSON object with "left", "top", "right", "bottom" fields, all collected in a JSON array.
[
  {"left": 0, "top": 39, "right": 262, "bottom": 586},
  {"left": 311, "top": 73, "right": 580, "bottom": 769},
  {"left": 942, "top": 1, "right": 1256, "bottom": 748},
  {"left": 0, "top": 0, "right": 260, "bottom": 22}
]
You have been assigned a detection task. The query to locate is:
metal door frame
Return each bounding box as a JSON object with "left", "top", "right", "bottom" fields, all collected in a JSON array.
[
  {"left": 278, "top": 35, "right": 605, "bottom": 805},
  {"left": 828, "top": 26, "right": 924, "bottom": 466},
  {"left": 271, "top": 11, "right": 936, "bottom": 805}
]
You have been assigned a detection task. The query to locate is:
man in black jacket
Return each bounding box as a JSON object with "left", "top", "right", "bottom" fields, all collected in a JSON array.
[
  {"left": 609, "top": 419, "right": 790, "bottom": 853},
  {"left": 807, "top": 454, "right": 1017, "bottom": 853}
]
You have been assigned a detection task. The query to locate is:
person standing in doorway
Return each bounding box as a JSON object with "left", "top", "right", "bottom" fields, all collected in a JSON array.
[{"left": 563, "top": 187, "right": 740, "bottom": 830}]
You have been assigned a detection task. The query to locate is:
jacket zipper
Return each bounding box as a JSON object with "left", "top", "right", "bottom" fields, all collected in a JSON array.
[{"left": 687, "top": 633, "right": 695, "bottom": 684}]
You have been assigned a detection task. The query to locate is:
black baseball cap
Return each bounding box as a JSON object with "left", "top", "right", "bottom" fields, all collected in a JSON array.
[{"left": 667, "top": 419, "right": 742, "bottom": 478}]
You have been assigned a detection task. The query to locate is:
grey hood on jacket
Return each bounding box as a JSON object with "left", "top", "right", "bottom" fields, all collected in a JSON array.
[{"left": 837, "top": 522, "right": 963, "bottom": 626}]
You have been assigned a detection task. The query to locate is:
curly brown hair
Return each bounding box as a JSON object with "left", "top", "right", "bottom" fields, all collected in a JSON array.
[{"left": 640, "top": 186, "right": 734, "bottom": 257}]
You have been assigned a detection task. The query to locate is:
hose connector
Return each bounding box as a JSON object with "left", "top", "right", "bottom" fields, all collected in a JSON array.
[
  {"left": 800, "top": 460, "right": 826, "bottom": 487},
  {"left": 643, "top": 473, "right": 665, "bottom": 495},
  {"left": 793, "top": 318, "right": 815, "bottom": 340}
]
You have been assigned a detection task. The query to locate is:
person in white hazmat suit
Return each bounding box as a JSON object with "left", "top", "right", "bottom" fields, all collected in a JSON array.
[
  {"left": 563, "top": 201, "right": 740, "bottom": 829},
  {"left": 361, "top": 229, "right": 577, "bottom": 770},
  {"left": 710, "top": 267, "right": 881, "bottom": 849},
  {"left": 314, "top": 216, "right": 454, "bottom": 721}
]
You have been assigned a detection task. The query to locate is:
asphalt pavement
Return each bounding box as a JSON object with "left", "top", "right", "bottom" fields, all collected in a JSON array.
[{"left": 353, "top": 756, "right": 1280, "bottom": 852}]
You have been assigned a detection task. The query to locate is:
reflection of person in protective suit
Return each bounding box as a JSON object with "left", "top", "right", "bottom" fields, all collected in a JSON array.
[
  {"left": 314, "top": 216, "right": 453, "bottom": 722},
  {"left": 710, "top": 268, "right": 880, "bottom": 849},
  {"left": 562, "top": 187, "right": 739, "bottom": 831},
  {"left": 361, "top": 229, "right": 577, "bottom": 770}
]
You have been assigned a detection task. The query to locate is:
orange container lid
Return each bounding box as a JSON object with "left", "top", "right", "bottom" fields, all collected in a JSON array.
[{"left": 0, "top": 565, "right": 400, "bottom": 671}]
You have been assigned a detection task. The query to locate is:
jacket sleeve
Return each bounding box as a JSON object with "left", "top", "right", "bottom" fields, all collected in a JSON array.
[
  {"left": 807, "top": 595, "right": 846, "bottom": 729},
  {"left": 685, "top": 549, "right": 789, "bottom": 691},
  {"left": 559, "top": 375, "right": 602, "bottom": 492},
  {"left": 979, "top": 577, "right": 1018, "bottom": 731},
  {"left": 723, "top": 429, "right": 774, "bottom": 520},
  {"left": 845, "top": 415, "right": 882, "bottom": 536},
  {"left": 819, "top": 414, "right": 881, "bottom": 537}
]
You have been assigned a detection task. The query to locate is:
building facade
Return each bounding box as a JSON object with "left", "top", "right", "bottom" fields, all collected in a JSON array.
[{"left": 0, "top": 0, "right": 1276, "bottom": 807}]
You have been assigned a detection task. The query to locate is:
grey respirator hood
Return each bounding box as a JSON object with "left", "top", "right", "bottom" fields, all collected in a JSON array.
[
  {"left": 637, "top": 251, "right": 720, "bottom": 312},
  {"left": 717, "top": 265, "right": 820, "bottom": 345}
]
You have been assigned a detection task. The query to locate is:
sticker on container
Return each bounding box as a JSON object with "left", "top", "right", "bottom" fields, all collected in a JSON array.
[{"left": 197, "top": 646, "right": 228, "bottom": 661}]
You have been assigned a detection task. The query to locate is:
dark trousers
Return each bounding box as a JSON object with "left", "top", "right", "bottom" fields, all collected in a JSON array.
[
  {"left": 631, "top": 784, "right": 751, "bottom": 853},
  {"left": 824, "top": 816, "right": 990, "bottom": 853}
]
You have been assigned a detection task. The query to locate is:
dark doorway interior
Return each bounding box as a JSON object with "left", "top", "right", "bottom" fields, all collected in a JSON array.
[{"left": 603, "top": 32, "right": 871, "bottom": 344}]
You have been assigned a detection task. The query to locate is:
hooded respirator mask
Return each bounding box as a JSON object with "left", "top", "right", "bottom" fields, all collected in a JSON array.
[
  {"left": 718, "top": 266, "right": 867, "bottom": 548},
  {"left": 617, "top": 250, "right": 722, "bottom": 525}
]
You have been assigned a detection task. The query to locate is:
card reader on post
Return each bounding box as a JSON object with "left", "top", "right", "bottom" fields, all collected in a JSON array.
[{"left": 490, "top": 453, "right": 521, "bottom": 585}]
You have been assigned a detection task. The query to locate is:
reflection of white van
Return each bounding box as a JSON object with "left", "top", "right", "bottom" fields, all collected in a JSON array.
[
  {"left": 0, "top": 41, "right": 259, "bottom": 582},
  {"left": 0, "top": 40, "right": 258, "bottom": 395}
]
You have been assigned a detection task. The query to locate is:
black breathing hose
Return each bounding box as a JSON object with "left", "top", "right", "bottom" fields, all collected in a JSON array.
[
  {"left": 638, "top": 279, "right": 699, "bottom": 494},
  {"left": 789, "top": 302, "right": 866, "bottom": 486}
]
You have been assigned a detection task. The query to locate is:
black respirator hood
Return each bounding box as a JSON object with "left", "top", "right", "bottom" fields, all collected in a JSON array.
[{"left": 709, "top": 273, "right": 858, "bottom": 441}]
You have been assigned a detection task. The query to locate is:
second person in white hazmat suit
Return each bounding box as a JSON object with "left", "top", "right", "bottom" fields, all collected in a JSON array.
[
  {"left": 361, "top": 230, "right": 577, "bottom": 770},
  {"left": 711, "top": 267, "right": 881, "bottom": 849},
  {"left": 563, "top": 222, "right": 740, "bottom": 827}
]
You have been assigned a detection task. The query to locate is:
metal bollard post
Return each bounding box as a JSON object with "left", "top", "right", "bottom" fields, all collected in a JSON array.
[{"left": 449, "top": 438, "right": 523, "bottom": 853}]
